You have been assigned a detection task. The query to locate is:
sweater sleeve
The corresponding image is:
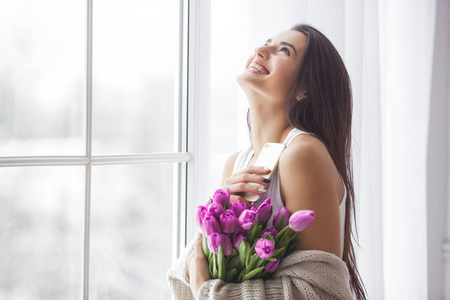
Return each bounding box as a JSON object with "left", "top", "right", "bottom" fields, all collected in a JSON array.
[
  {"left": 166, "top": 238, "right": 196, "bottom": 300},
  {"left": 196, "top": 250, "right": 353, "bottom": 300}
]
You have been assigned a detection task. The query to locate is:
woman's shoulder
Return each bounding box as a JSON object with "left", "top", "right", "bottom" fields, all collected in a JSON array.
[{"left": 280, "top": 133, "right": 332, "bottom": 167}]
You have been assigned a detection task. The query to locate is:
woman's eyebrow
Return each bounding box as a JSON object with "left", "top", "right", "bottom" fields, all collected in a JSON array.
[{"left": 265, "top": 38, "right": 297, "bottom": 57}]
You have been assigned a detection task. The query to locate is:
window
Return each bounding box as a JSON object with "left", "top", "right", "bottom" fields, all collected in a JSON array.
[{"left": 0, "top": 1, "right": 189, "bottom": 299}]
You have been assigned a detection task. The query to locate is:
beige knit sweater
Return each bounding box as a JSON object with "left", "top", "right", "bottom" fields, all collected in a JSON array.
[{"left": 167, "top": 237, "right": 354, "bottom": 300}]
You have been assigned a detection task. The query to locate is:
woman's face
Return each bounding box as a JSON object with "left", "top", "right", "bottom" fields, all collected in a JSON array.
[{"left": 237, "top": 30, "right": 308, "bottom": 104}]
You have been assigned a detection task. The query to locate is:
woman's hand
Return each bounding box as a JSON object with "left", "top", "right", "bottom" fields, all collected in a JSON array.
[
  {"left": 222, "top": 166, "right": 271, "bottom": 205},
  {"left": 187, "top": 232, "right": 210, "bottom": 298}
]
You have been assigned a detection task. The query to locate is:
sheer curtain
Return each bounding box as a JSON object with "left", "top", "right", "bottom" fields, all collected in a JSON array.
[{"left": 190, "top": 0, "right": 449, "bottom": 299}]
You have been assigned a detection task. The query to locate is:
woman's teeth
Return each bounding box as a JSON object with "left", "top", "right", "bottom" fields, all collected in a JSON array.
[{"left": 248, "top": 62, "right": 269, "bottom": 74}]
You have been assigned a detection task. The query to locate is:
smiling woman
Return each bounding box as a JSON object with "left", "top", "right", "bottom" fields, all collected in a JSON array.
[{"left": 168, "top": 23, "right": 368, "bottom": 300}]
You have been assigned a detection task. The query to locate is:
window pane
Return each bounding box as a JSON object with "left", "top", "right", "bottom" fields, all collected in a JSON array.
[
  {"left": 90, "top": 163, "right": 174, "bottom": 299},
  {"left": 0, "top": 166, "right": 85, "bottom": 299},
  {"left": 92, "top": 1, "right": 179, "bottom": 155},
  {"left": 0, "top": 1, "right": 86, "bottom": 156}
]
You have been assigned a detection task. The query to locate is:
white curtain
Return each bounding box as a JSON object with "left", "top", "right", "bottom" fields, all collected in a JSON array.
[{"left": 191, "top": 0, "right": 449, "bottom": 298}]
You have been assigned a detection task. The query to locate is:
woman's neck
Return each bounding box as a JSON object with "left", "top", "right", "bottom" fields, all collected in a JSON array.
[{"left": 247, "top": 92, "right": 294, "bottom": 158}]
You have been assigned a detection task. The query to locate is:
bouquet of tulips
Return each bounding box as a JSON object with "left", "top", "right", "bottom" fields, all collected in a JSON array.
[{"left": 196, "top": 188, "right": 316, "bottom": 283}]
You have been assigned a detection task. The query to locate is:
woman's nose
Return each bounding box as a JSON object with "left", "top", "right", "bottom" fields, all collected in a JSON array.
[{"left": 254, "top": 46, "right": 268, "bottom": 59}]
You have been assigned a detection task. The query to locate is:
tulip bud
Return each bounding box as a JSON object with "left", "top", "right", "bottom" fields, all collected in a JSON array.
[
  {"left": 207, "top": 233, "right": 233, "bottom": 256},
  {"left": 220, "top": 209, "right": 239, "bottom": 234},
  {"left": 207, "top": 202, "right": 225, "bottom": 219},
  {"left": 196, "top": 205, "right": 207, "bottom": 228},
  {"left": 230, "top": 200, "right": 247, "bottom": 218},
  {"left": 201, "top": 212, "right": 222, "bottom": 236},
  {"left": 256, "top": 197, "right": 273, "bottom": 225},
  {"left": 212, "top": 188, "right": 231, "bottom": 207},
  {"left": 262, "top": 227, "right": 278, "bottom": 239},
  {"left": 238, "top": 209, "right": 258, "bottom": 230},
  {"left": 265, "top": 256, "right": 280, "bottom": 272},
  {"left": 289, "top": 210, "right": 316, "bottom": 232},
  {"left": 272, "top": 207, "right": 291, "bottom": 228},
  {"left": 232, "top": 228, "right": 247, "bottom": 250},
  {"left": 255, "top": 238, "right": 275, "bottom": 259}
]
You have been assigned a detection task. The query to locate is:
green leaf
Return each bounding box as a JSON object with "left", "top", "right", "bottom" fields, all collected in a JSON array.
[
  {"left": 286, "top": 236, "right": 301, "bottom": 254},
  {"left": 275, "top": 214, "right": 286, "bottom": 232},
  {"left": 275, "top": 226, "right": 291, "bottom": 242},
  {"left": 225, "top": 267, "right": 238, "bottom": 283},
  {"left": 237, "top": 269, "right": 245, "bottom": 283},
  {"left": 218, "top": 245, "right": 227, "bottom": 280},
  {"left": 229, "top": 253, "right": 241, "bottom": 269},
  {"left": 212, "top": 253, "right": 218, "bottom": 279},
  {"left": 247, "top": 218, "right": 260, "bottom": 245},
  {"left": 246, "top": 253, "right": 259, "bottom": 271},
  {"left": 273, "top": 247, "right": 285, "bottom": 257},
  {"left": 264, "top": 233, "right": 276, "bottom": 245},
  {"left": 209, "top": 253, "right": 214, "bottom": 275},
  {"left": 242, "top": 266, "right": 265, "bottom": 282},
  {"left": 239, "top": 241, "right": 250, "bottom": 267},
  {"left": 202, "top": 234, "right": 210, "bottom": 258}
]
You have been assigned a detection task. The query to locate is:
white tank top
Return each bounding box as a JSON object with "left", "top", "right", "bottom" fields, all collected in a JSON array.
[{"left": 232, "top": 128, "right": 347, "bottom": 259}]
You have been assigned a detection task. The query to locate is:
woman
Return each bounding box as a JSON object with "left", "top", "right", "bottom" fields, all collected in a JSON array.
[{"left": 168, "top": 24, "right": 367, "bottom": 299}]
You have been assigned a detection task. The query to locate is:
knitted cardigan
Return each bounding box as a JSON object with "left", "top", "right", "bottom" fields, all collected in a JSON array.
[{"left": 167, "top": 237, "right": 354, "bottom": 300}]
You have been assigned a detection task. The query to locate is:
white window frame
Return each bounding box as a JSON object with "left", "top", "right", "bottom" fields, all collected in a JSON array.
[{"left": 0, "top": 0, "right": 195, "bottom": 299}]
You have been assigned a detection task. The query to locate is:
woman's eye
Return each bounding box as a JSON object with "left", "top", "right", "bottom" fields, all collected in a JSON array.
[{"left": 280, "top": 47, "right": 290, "bottom": 55}]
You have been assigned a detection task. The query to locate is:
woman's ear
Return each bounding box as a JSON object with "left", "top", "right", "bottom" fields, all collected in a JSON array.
[{"left": 295, "top": 89, "right": 308, "bottom": 101}]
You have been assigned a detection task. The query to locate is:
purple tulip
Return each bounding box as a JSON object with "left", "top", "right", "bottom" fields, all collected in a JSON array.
[
  {"left": 262, "top": 227, "right": 278, "bottom": 239},
  {"left": 220, "top": 209, "right": 239, "bottom": 234},
  {"left": 230, "top": 200, "right": 247, "bottom": 218},
  {"left": 289, "top": 210, "right": 316, "bottom": 232},
  {"left": 248, "top": 205, "right": 257, "bottom": 212},
  {"left": 265, "top": 256, "right": 280, "bottom": 272},
  {"left": 201, "top": 212, "right": 222, "bottom": 236},
  {"left": 255, "top": 238, "right": 275, "bottom": 259},
  {"left": 256, "top": 197, "right": 273, "bottom": 225},
  {"left": 272, "top": 207, "right": 291, "bottom": 227},
  {"left": 207, "top": 233, "right": 233, "bottom": 256},
  {"left": 196, "top": 205, "right": 207, "bottom": 227},
  {"left": 212, "top": 188, "right": 231, "bottom": 207},
  {"left": 232, "top": 228, "right": 247, "bottom": 250},
  {"left": 207, "top": 202, "right": 225, "bottom": 219},
  {"left": 238, "top": 209, "right": 258, "bottom": 230}
]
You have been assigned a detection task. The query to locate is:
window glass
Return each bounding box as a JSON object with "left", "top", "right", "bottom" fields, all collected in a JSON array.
[
  {"left": 0, "top": 1, "right": 86, "bottom": 156},
  {"left": 92, "top": 0, "right": 179, "bottom": 155},
  {"left": 90, "top": 163, "right": 174, "bottom": 299},
  {"left": 0, "top": 166, "right": 85, "bottom": 299}
]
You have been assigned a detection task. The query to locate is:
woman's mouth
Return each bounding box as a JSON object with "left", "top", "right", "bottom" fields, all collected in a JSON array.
[{"left": 247, "top": 61, "right": 270, "bottom": 75}]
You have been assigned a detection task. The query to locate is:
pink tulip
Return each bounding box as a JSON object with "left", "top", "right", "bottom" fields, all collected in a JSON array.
[
  {"left": 212, "top": 188, "right": 231, "bottom": 207},
  {"left": 232, "top": 228, "right": 247, "bottom": 250},
  {"left": 196, "top": 205, "right": 207, "bottom": 227},
  {"left": 201, "top": 212, "right": 222, "bottom": 236},
  {"left": 230, "top": 200, "right": 247, "bottom": 218},
  {"left": 220, "top": 209, "right": 239, "bottom": 234},
  {"left": 262, "top": 227, "right": 278, "bottom": 239},
  {"left": 272, "top": 207, "right": 291, "bottom": 227},
  {"left": 265, "top": 256, "right": 280, "bottom": 272},
  {"left": 289, "top": 210, "right": 316, "bottom": 232},
  {"left": 238, "top": 209, "right": 258, "bottom": 230},
  {"left": 207, "top": 202, "right": 225, "bottom": 219},
  {"left": 256, "top": 197, "right": 272, "bottom": 225},
  {"left": 255, "top": 238, "right": 275, "bottom": 259},
  {"left": 207, "top": 233, "right": 233, "bottom": 256}
]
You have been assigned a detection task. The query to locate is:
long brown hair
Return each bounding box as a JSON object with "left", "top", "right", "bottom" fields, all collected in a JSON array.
[{"left": 247, "top": 23, "right": 367, "bottom": 299}]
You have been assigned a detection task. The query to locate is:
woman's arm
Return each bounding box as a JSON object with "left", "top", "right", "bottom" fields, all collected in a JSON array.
[{"left": 279, "top": 136, "right": 342, "bottom": 257}]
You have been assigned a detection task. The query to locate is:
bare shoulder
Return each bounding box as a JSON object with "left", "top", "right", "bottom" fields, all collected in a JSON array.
[
  {"left": 221, "top": 151, "right": 241, "bottom": 186},
  {"left": 278, "top": 133, "right": 342, "bottom": 257}
]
